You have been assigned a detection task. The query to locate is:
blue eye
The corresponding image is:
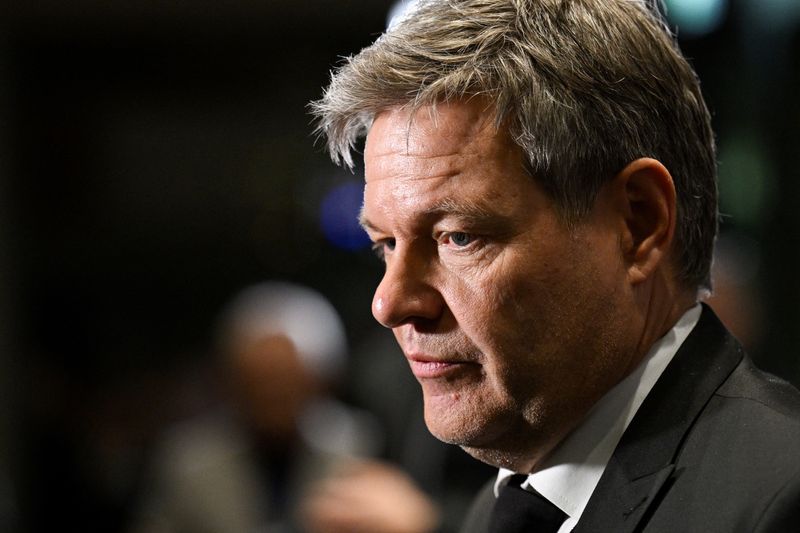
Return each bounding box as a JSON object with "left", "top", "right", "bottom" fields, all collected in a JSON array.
[
  {"left": 371, "top": 239, "right": 396, "bottom": 261},
  {"left": 450, "top": 232, "right": 473, "bottom": 247}
]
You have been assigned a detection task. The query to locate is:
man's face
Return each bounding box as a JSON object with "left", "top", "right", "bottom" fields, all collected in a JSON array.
[{"left": 361, "top": 100, "right": 640, "bottom": 471}]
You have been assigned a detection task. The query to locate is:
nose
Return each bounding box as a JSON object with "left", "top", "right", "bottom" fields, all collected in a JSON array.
[{"left": 372, "top": 247, "right": 444, "bottom": 329}]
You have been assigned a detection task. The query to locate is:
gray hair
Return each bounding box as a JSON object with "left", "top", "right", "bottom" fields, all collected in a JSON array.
[{"left": 311, "top": 0, "right": 718, "bottom": 290}]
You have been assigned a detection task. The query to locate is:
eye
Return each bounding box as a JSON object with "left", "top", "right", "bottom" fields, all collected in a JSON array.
[
  {"left": 447, "top": 232, "right": 474, "bottom": 247},
  {"left": 371, "top": 238, "right": 396, "bottom": 261}
]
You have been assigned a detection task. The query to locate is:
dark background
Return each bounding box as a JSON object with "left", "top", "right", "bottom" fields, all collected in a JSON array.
[{"left": 0, "top": 0, "right": 798, "bottom": 531}]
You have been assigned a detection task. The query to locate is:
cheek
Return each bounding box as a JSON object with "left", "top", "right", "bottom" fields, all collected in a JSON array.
[
  {"left": 485, "top": 250, "right": 570, "bottom": 324},
  {"left": 443, "top": 261, "right": 547, "bottom": 363},
  {"left": 438, "top": 228, "right": 613, "bottom": 355},
  {"left": 465, "top": 248, "right": 599, "bottom": 365}
]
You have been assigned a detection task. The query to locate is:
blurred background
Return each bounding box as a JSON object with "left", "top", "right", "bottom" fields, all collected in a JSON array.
[{"left": 0, "top": 0, "right": 797, "bottom": 531}]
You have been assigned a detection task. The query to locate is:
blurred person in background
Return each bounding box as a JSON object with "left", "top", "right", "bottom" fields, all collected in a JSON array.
[
  {"left": 130, "top": 281, "right": 438, "bottom": 533},
  {"left": 705, "top": 234, "right": 765, "bottom": 355},
  {"left": 312, "top": 0, "right": 800, "bottom": 531}
]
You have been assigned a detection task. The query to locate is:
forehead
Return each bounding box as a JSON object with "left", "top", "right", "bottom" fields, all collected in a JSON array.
[
  {"left": 363, "top": 100, "right": 526, "bottom": 194},
  {"left": 361, "top": 100, "right": 536, "bottom": 230},
  {"left": 365, "top": 100, "right": 502, "bottom": 165}
]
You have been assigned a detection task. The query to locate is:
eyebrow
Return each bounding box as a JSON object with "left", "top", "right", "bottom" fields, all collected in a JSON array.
[
  {"left": 359, "top": 197, "right": 498, "bottom": 233},
  {"left": 426, "top": 198, "right": 494, "bottom": 221},
  {"left": 358, "top": 210, "right": 379, "bottom": 233}
]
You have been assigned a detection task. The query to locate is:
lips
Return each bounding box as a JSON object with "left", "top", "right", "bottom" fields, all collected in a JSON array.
[{"left": 405, "top": 354, "right": 477, "bottom": 379}]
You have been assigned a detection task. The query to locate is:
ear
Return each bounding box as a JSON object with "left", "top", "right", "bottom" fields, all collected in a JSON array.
[{"left": 612, "top": 158, "right": 677, "bottom": 285}]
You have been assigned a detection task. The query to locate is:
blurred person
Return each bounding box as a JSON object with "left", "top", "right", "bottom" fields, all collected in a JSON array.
[
  {"left": 705, "top": 234, "right": 764, "bottom": 354},
  {"left": 130, "top": 281, "right": 436, "bottom": 533},
  {"left": 311, "top": 1, "right": 800, "bottom": 531}
]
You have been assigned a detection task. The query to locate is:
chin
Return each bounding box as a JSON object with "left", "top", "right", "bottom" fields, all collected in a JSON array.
[
  {"left": 424, "top": 401, "right": 551, "bottom": 472},
  {"left": 424, "top": 409, "right": 493, "bottom": 446},
  {"left": 460, "top": 444, "right": 536, "bottom": 471},
  {"left": 423, "top": 400, "right": 512, "bottom": 449}
]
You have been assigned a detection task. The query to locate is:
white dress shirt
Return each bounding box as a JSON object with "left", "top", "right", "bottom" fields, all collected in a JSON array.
[{"left": 494, "top": 304, "right": 702, "bottom": 533}]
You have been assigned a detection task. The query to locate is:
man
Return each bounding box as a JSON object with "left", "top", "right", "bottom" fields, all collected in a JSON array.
[{"left": 311, "top": 0, "right": 800, "bottom": 531}]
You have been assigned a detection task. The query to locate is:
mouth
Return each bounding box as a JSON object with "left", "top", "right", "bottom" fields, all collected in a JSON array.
[{"left": 405, "top": 354, "right": 479, "bottom": 379}]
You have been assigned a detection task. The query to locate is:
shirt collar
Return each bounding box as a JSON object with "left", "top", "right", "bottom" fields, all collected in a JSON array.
[{"left": 494, "top": 304, "right": 702, "bottom": 527}]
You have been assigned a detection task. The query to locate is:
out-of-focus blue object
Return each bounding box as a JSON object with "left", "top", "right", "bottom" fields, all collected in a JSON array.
[{"left": 320, "top": 181, "right": 371, "bottom": 251}]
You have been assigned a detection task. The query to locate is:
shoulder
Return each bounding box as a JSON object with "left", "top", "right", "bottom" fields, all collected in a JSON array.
[
  {"left": 716, "top": 354, "right": 800, "bottom": 420},
  {"left": 684, "top": 346, "right": 800, "bottom": 463},
  {"left": 675, "top": 305, "right": 800, "bottom": 453},
  {"left": 664, "top": 355, "right": 800, "bottom": 530},
  {"left": 692, "top": 354, "right": 800, "bottom": 460}
]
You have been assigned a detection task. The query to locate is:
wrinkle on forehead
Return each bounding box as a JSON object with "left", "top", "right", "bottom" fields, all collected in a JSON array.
[
  {"left": 362, "top": 99, "right": 531, "bottom": 235},
  {"left": 360, "top": 195, "right": 498, "bottom": 232},
  {"left": 365, "top": 100, "right": 502, "bottom": 166}
]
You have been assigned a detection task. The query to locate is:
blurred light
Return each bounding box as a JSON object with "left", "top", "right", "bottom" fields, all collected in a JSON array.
[
  {"left": 665, "top": 0, "right": 728, "bottom": 37},
  {"left": 718, "top": 134, "right": 775, "bottom": 228},
  {"left": 319, "top": 181, "right": 371, "bottom": 251}
]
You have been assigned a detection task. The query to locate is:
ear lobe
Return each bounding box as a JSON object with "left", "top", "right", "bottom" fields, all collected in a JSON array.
[{"left": 614, "top": 158, "right": 677, "bottom": 285}]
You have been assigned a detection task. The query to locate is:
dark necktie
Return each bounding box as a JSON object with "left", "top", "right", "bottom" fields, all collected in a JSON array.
[{"left": 489, "top": 474, "right": 568, "bottom": 533}]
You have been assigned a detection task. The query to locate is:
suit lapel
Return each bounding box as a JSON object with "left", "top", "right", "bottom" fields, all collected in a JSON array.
[{"left": 573, "top": 305, "right": 746, "bottom": 533}]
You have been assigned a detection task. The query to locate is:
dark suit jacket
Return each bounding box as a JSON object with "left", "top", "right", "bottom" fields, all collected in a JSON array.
[{"left": 461, "top": 306, "right": 800, "bottom": 532}]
